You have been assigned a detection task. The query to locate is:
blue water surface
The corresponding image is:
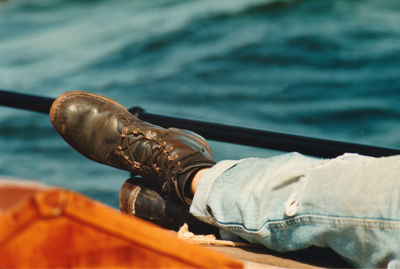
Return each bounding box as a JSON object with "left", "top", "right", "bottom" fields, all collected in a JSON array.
[{"left": 0, "top": 0, "right": 399, "bottom": 208}]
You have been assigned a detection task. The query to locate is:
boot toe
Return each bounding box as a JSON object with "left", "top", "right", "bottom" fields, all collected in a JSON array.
[{"left": 50, "top": 91, "right": 123, "bottom": 164}]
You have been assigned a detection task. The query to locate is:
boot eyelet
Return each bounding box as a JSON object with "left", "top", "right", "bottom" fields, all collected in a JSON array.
[{"left": 133, "top": 162, "right": 141, "bottom": 169}]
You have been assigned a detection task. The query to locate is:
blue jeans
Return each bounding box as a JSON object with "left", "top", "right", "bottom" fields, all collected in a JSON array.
[{"left": 190, "top": 153, "right": 400, "bottom": 268}]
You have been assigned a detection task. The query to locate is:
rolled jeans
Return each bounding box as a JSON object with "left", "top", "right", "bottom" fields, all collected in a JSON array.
[{"left": 190, "top": 153, "right": 400, "bottom": 268}]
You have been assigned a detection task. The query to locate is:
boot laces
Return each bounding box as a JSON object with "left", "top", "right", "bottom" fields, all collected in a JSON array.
[{"left": 117, "top": 127, "right": 168, "bottom": 179}]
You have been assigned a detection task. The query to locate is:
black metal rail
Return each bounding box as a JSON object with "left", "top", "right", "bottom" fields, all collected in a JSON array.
[{"left": 1, "top": 89, "right": 399, "bottom": 158}]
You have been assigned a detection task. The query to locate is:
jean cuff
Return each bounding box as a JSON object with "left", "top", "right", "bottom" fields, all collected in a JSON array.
[{"left": 190, "top": 160, "right": 239, "bottom": 222}]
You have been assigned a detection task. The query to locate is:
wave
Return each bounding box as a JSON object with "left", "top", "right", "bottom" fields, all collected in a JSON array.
[{"left": 1, "top": 0, "right": 400, "bottom": 202}]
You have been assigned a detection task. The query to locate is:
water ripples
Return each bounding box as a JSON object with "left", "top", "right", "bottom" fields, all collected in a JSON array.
[{"left": 1, "top": 0, "right": 399, "bottom": 206}]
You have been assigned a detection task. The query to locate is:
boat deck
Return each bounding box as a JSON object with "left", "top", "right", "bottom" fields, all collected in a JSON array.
[{"left": 208, "top": 245, "right": 350, "bottom": 268}]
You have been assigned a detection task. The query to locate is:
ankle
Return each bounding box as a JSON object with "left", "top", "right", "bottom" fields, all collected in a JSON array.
[
  {"left": 191, "top": 168, "right": 209, "bottom": 195},
  {"left": 177, "top": 167, "right": 212, "bottom": 206}
]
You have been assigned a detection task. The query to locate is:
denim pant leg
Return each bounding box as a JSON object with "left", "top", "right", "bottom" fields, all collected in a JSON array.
[{"left": 190, "top": 153, "right": 400, "bottom": 268}]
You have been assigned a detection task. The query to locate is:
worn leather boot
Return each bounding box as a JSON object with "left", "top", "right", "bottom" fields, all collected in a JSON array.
[{"left": 50, "top": 91, "right": 216, "bottom": 204}]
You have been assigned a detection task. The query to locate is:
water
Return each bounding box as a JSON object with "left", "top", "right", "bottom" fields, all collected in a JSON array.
[{"left": 1, "top": 0, "right": 399, "bottom": 208}]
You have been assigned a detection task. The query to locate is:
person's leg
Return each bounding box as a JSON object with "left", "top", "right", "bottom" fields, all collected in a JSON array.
[
  {"left": 50, "top": 91, "right": 400, "bottom": 267},
  {"left": 189, "top": 153, "right": 400, "bottom": 268}
]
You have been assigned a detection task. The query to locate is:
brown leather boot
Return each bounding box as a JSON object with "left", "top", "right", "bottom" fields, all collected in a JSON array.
[{"left": 50, "top": 91, "right": 216, "bottom": 204}]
